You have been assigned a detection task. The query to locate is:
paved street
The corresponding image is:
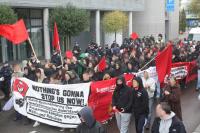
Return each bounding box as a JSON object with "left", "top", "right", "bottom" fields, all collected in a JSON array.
[{"left": 0, "top": 81, "right": 200, "bottom": 133}]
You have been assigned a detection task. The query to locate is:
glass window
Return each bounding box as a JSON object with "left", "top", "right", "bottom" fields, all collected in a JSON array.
[
  {"left": 30, "top": 27, "right": 44, "bottom": 57},
  {"left": 30, "top": 9, "right": 42, "bottom": 18},
  {"left": 31, "top": 19, "right": 42, "bottom": 27},
  {"left": 12, "top": 8, "right": 44, "bottom": 60}
]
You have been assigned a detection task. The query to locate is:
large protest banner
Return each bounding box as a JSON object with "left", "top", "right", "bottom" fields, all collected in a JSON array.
[
  {"left": 171, "top": 61, "right": 197, "bottom": 82},
  {"left": 88, "top": 61, "right": 197, "bottom": 122},
  {"left": 88, "top": 74, "right": 134, "bottom": 123},
  {"left": 12, "top": 78, "right": 90, "bottom": 128}
]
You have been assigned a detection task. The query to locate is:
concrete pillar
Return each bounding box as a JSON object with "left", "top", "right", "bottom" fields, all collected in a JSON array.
[
  {"left": 1, "top": 38, "right": 8, "bottom": 62},
  {"left": 95, "top": 10, "right": 100, "bottom": 45},
  {"left": 128, "top": 11, "right": 133, "bottom": 36},
  {"left": 43, "top": 8, "right": 51, "bottom": 60}
]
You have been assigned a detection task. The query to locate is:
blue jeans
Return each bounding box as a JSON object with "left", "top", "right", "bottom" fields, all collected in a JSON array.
[
  {"left": 197, "top": 70, "right": 200, "bottom": 89},
  {"left": 147, "top": 98, "right": 154, "bottom": 125},
  {"left": 156, "top": 80, "right": 160, "bottom": 98},
  {"left": 135, "top": 115, "right": 147, "bottom": 133}
]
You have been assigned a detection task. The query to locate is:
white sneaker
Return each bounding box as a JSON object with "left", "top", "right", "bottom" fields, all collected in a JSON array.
[
  {"left": 33, "top": 121, "right": 40, "bottom": 127},
  {"left": 60, "top": 128, "right": 65, "bottom": 132},
  {"left": 29, "top": 131, "right": 37, "bottom": 133}
]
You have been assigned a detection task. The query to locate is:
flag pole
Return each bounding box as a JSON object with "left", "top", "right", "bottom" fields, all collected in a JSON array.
[
  {"left": 28, "top": 37, "right": 38, "bottom": 61},
  {"left": 139, "top": 56, "right": 156, "bottom": 71},
  {"left": 58, "top": 44, "right": 64, "bottom": 68}
]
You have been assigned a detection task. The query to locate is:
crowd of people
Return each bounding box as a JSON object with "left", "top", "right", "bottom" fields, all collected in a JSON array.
[{"left": 0, "top": 34, "right": 200, "bottom": 133}]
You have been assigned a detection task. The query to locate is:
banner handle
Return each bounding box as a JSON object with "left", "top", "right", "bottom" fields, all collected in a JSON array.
[{"left": 28, "top": 37, "right": 38, "bottom": 61}]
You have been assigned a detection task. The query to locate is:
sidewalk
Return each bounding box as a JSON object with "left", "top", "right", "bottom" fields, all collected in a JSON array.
[{"left": 194, "top": 125, "right": 200, "bottom": 133}]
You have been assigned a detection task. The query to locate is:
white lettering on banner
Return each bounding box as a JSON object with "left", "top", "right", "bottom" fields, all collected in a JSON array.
[
  {"left": 96, "top": 85, "right": 116, "bottom": 93},
  {"left": 170, "top": 66, "right": 188, "bottom": 79},
  {"left": 12, "top": 78, "right": 90, "bottom": 128},
  {"left": 135, "top": 66, "right": 188, "bottom": 80}
]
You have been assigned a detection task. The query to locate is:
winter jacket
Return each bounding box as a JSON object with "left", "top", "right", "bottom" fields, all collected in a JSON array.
[
  {"left": 132, "top": 77, "right": 149, "bottom": 117},
  {"left": 76, "top": 107, "right": 105, "bottom": 133},
  {"left": 112, "top": 76, "right": 133, "bottom": 113},
  {"left": 161, "top": 84, "right": 182, "bottom": 121},
  {"left": 151, "top": 113, "right": 186, "bottom": 133}
]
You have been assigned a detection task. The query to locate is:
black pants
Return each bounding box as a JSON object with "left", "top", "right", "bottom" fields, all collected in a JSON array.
[
  {"left": 0, "top": 80, "right": 10, "bottom": 99},
  {"left": 135, "top": 114, "right": 146, "bottom": 133}
]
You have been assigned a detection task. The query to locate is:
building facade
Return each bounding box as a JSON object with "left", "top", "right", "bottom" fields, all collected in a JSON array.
[
  {"left": 180, "top": 0, "right": 200, "bottom": 28},
  {"left": 0, "top": 0, "right": 179, "bottom": 62}
]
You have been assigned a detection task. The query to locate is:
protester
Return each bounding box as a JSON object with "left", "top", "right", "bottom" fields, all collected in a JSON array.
[
  {"left": 0, "top": 62, "right": 13, "bottom": 100},
  {"left": 51, "top": 50, "right": 62, "bottom": 67},
  {"left": 1, "top": 35, "right": 200, "bottom": 132},
  {"left": 76, "top": 106, "right": 106, "bottom": 133},
  {"left": 142, "top": 71, "right": 156, "bottom": 130},
  {"left": 196, "top": 53, "right": 200, "bottom": 91},
  {"left": 132, "top": 77, "right": 149, "bottom": 133},
  {"left": 112, "top": 76, "right": 133, "bottom": 133},
  {"left": 161, "top": 77, "right": 182, "bottom": 120},
  {"left": 151, "top": 102, "right": 186, "bottom": 133}
]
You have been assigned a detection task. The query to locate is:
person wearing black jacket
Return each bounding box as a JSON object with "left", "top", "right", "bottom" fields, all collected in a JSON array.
[
  {"left": 76, "top": 106, "right": 105, "bottom": 133},
  {"left": 151, "top": 102, "right": 186, "bottom": 133},
  {"left": 0, "top": 62, "right": 13, "bottom": 100},
  {"left": 132, "top": 77, "right": 149, "bottom": 133},
  {"left": 51, "top": 50, "right": 62, "bottom": 67},
  {"left": 112, "top": 76, "right": 133, "bottom": 133}
]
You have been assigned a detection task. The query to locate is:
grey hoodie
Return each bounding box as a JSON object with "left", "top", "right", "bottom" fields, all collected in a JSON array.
[{"left": 159, "top": 112, "right": 175, "bottom": 133}]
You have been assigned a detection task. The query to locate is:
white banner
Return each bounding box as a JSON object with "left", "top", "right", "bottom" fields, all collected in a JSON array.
[
  {"left": 12, "top": 78, "right": 90, "bottom": 128},
  {"left": 170, "top": 66, "right": 188, "bottom": 80},
  {"left": 135, "top": 66, "right": 188, "bottom": 81},
  {"left": 135, "top": 67, "right": 158, "bottom": 81}
]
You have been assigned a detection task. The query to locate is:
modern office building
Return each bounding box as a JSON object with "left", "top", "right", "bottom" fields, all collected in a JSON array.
[
  {"left": 0, "top": 0, "right": 179, "bottom": 62},
  {"left": 180, "top": 0, "right": 200, "bottom": 28}
]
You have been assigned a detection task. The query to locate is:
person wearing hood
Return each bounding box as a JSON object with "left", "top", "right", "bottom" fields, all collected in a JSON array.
[
  {"left": 76, "top": 106, "right": 105, "bottom": 133},
  {"left": 132, "top": 77, "right": 149, "bottom": 133},
  {"left": 112, "top": 76, "right": 133, "bottom": 133},
  {"left": 151, "top": 102, "right": 186, "bottom": 133}
]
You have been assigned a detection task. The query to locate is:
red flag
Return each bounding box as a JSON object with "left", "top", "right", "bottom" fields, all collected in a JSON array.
[
  {"left": 130, "top": 32, "right": 139, "bottom": 40},
  {"left": 97, "top": 56, "right": 106, "bottom": 72},
  {"left": 155, "top": 44, "right": 172, "bottom": 83},
  {"left": 65, "top": 50, "right": 73, "bottom": 59},
  {"left": 52, "top": 22, "right": 60, "bottom": 51},
  {"left": 0, "top": 19, "right": 29, "bottom": 44},
  {"left": 89, "top": 78, "right": 116, "bottom": 122}
]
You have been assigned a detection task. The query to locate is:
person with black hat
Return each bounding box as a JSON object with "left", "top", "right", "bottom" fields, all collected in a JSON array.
[
  {"left": 112, "top": 76, "right": 133, "bottom": 133},
  {"left": 132, "top": 76, "right": 149, "bottom": 133}
]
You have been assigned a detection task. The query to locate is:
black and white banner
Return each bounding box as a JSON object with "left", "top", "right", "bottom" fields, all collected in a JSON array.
[{"left": 12, "top": 78, "right": 90, "bottom": 128}]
